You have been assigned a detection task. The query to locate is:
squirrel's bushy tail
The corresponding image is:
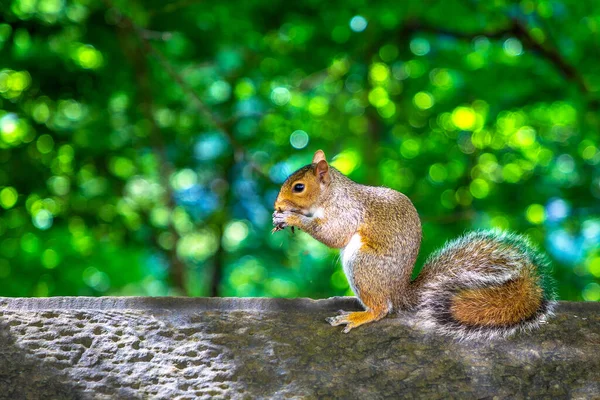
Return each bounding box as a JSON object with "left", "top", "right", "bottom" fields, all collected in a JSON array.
[{"left": 416, "top": 230, "right": 557, "bottom": 340}]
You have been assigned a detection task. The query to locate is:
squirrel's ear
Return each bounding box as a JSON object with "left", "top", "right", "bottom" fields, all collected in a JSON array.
[
  {"left": 312, "top": 150, "right": 326, "bottom": 164},
  {"left": 315, "top": 159, "right": 330, "bottom": 184}
]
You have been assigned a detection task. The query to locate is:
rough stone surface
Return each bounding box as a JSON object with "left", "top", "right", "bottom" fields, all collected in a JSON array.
[{"left": 0, "top": 297, "right": 598, "bottom": 399}]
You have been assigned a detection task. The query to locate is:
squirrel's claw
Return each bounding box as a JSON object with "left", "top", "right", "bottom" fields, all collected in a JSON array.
[
  {"left": 342, "top": 325, "right": 354, "bottom": 334},
  {"left": 271, "top": 224, "right": 285, "bottom": 234}
]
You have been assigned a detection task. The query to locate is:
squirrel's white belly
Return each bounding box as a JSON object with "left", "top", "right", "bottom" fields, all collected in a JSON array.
[{"left": 341, "top": 233, "right": 362, "bottom": 295}]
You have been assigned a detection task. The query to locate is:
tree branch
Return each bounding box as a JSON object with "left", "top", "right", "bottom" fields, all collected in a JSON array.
[
  {"left": 104, "top": 0, "right": 273, "bottom": 183},
  {"left": 112, "top": 15, "right": 188, "bottom": 295},
  {"left": 400, "top": 19, "right": 589, "bottom": 94},
  {"left": 140, "top": 30, "right": 274, "bottom": 182}
]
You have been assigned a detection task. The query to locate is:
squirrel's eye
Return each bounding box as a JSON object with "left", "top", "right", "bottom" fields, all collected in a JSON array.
[{"left": 293, "top": 183, "right": 305, "bottom": 193}]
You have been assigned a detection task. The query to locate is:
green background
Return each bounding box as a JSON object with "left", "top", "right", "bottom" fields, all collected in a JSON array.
[{"left": 0, "top": 0, "right": 599, "bottom": 301}]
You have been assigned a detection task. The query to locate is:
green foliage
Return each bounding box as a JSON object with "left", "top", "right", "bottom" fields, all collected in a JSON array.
[{"left": 0, "top": 0, "right": 599, "bottom": 300}]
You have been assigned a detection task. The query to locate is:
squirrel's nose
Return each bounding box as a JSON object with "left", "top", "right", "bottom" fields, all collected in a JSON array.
[{"left": 274, "top": 196, "right": 290, "bottom": 212}]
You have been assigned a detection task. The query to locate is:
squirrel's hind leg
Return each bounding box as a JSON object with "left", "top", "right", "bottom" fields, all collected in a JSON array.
[
  {"left": 326, "top": 286, "right": 391, "bottom": 333},
  {"left": 328, "top": 246, "right": 396, "bottom": 333}
]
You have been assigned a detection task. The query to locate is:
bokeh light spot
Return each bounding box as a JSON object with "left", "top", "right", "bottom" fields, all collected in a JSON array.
[
  {"left": 36, "top": 134, "right": 55, "bottom": 154},
  {"left": 455, "top": 187, "right": 473, "bottom": 206},
  {"left": 430, "top": 68, "right": 453, "bottom": 88},
  {"left": 234, "top": 78, "right": 255, "bottom": 99},
  {"left": 38, "top": 0, "right": 64, "bottom": 14},
  {"left": 556, "top": 154, "right": 575, "bottom": 174},
  {"left": 370, "top": 63, "right": 390, "bottom": 82},
  {"left": 209, "top": 80, "right": 231, "bottom": 103},
  {"left": 451, "top": 107, "right": 477, "bottom": 130},
  {"left": 177, "top": 231, "right": 218, "bottom": 262},
  {"left": 410, "top": 38, "right": 430, "bottom": 56},
  {"left": 223, "top": 220, "right": 250, "bottom": 251},
  {"left": 0, "top": 187, "right": 18, "bottom": 209},
  {"left": 526, "top": 204, "right": 545, "bottom": 224},
  {"left": 9, "top": 71, "right": 31, "bottom": 91},
  {"left": 582, "top": 145, "right": 598, "bottom": 160},
  {"left": 62, "top": 100, "right": 82, "bottom": 120},
  {"left": 514, "top": 126, "right": 536, "bottom": 147},
  {"left": 82, "top": 266, "right": 110, "bottom": 292},
  {"left": 194, "top": 132, "right": 227, "bottom": 161},
  {"left": 21, "top": 233, "right": 39, "bottom": 253},
  {"left": 32, "top": 101, "right": 50, "bottom": 123},
  {"left": 441, "top": 189, "right": 456, "bottom": 209},
  {"left": 546, "top": 198, "right": 569, "bottom": 222},
  {"left": 588, "top": 257, "right": 600, "bottom": 278},
  {"left": 75, "top": 44, "right": 103, "bottom": 69},
  {"left": 33, "top": 209, "right": 53, "bottom": 230},
  {"left": 308, "top": 96, "right": 329, "bottom": 116},
  {"left": 290, "top": 130, "right": 309, "bottom": 149},
  {"left": 491, "top": 215, "right": 510, "bottom": 230},
  {"left": 331, "top": 270, "right": 349, "bottom": 290},
  {"left": 413, "top": 91, "right": 434, "bottom": 110},
  {"left": 377, "top": 102, "right": 396, "bottom": 118},
  {"left": 470, "top": 179, "right": 490, "bottom": 199},
  {"left": 406, "top": 60, "right": 426, "bottom": 78},
  {"left": 331, "top": 149, "right": 361, "bottom": 174},
  {"left": 48, "top": 176, "right": 70, "bottom": 195},
  {"left": 270, "top": 87, "right": 291, "bottom": 106},
  {"left": 349, "top": 15, "right": 367, "bottom": 32},
  {"left": 583, "top": 282, "right": 600, "bottom": 301},
  {"left": 368, "top": 87, "right": 389, "bottom": 108},
  {"left": 41, "top": 249, "right": 60, "bottom": 269},
  {"left": 109, "top": 157, "right": 136, "bottom": 179},
  {"left": 400, "top": 139, "right": 420, "bottom": 159},
  {"left": 0, "top": 113, "right": 21, "bottom": 144},
  {"left": 428, "top": 163, "right": 447, "bottom": 182},
  {"left": 502, "top": 163, "right": 523, "bottom": 183},
  {"left": 150, "top": 207, "right": 171, "bottom": 228},
  {"left": 503, "top": 38, "right": 523, "bottom": 56},
  {"left": 171, "top": 168, "right": 197, "bottom": 191}
]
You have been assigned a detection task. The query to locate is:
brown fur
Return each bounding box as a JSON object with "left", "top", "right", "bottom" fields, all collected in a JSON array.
[
  {"left": 357, "top": 226, "right": 382, "bottom": 253},
  {"left": 424, "top": 239, "right": 519, "bottom": 277},
  {"left": 451, "top": 268, "right": 543, "bottom": 326}
]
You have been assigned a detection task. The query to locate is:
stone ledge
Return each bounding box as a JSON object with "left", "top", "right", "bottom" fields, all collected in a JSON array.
[
  {"left": 0, "top": 297, "right": 598, "bottom": 399},
  {"left": 0, "top": 296, "right": 364, "bottom": 312}
]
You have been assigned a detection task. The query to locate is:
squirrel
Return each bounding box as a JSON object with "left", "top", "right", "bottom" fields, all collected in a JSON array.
[{"left": 272, "top": 150, "right": 556, "bottom": 340}]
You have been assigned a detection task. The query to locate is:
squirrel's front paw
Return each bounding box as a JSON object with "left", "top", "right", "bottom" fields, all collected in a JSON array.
[
  {"left": 272, "top": 210, "right": 302, "bottom": 229},
  {"left": 272, "top": 211, "right": 289, "bottom": 228}
]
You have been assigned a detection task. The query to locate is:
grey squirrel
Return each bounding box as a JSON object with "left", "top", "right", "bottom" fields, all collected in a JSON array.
[{"left": 272, "top": 150, "right": 556, "bottom": 340}]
